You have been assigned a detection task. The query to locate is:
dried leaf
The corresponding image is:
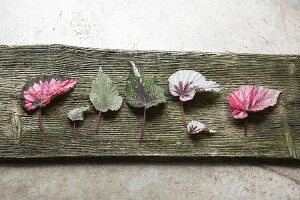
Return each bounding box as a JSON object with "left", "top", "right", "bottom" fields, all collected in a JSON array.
[
  {"left": 228, "top": 85, "right": 282, "bottom": 119},
  {"left": 90, "top": 67, "right": 122, "bottom": 112},
  {"left": 126, "top": 61, "right": 167, "bottom": 109}
]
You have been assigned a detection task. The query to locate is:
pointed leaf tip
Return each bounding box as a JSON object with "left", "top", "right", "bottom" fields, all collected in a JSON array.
[{"left": 126, "top": 62, "right": 167, "bottom": 109}]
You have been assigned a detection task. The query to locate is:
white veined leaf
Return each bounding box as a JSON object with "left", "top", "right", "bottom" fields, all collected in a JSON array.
[
  {"left": 168, "top": 70, "right": 222, "bottom": 102},
  {"left": 187, "top": 120, "right": 215, "bottom": 134}
]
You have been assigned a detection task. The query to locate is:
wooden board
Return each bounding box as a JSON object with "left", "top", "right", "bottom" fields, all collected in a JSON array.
[{"left": 0, "top": 45, "right": 299, "bottom": 161}]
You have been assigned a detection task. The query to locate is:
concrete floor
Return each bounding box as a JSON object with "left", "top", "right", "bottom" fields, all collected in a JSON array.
[{"left": 0, "top": 0, "right": 299, "bottom": 199}]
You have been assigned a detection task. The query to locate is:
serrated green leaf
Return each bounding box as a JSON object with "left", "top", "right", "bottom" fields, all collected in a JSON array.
[
  {"left": 126, "top": 62, "right": 167, "bottom": 109},
  {"left": 90, "top": 67, "right": 123, "bottom": 112}
]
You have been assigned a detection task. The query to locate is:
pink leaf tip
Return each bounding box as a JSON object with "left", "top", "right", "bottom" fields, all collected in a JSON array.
[{"left": 227, "top": 85, "right": 282, "bottom": 119}]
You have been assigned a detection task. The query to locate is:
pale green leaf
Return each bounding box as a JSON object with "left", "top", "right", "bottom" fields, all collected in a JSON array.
[
  {"left": 68, "top": 106, "right": 90, "bottom": 121},
  {"left": 90, "top": 67, "right": 123, "bottom": 112}
]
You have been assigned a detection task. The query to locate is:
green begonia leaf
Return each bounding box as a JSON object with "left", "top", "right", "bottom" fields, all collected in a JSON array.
[
  {"left": 90, "top": 67, "right": 123, "bottom": 112},
  {"left": 126, "top": 62, "right": 167, "bottom": 143},
  {"left": 126, "top": 62, "right": 167, "bottom": 109}
]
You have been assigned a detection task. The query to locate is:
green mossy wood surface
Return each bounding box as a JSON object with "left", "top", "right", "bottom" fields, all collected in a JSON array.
[{"left": 0, "top": 45, "right": 299, "bottom": 160}]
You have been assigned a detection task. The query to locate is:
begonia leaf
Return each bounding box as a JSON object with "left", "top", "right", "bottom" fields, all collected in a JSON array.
[
  {"left": 126, "top": 61, "right": 167, "bottom": 143},
  {"left": 228, "top": 85, "right": 282, "bottom": 135},
  {"left": 21, "top": 75, "right": 78, "bottom": 134},
  {"left": 89, "top": 67, "right": 122, "bottom": 133},
  {"left": 228, "top": 85, "right": 281, "bottom": 119},
  {"left": 186, "top": 120, "right": 215, "bottom": 134},
  {"left": 168, "top": 70, "right": 221, "bottom": 129},
  {"left": 126, "top": 61, "right": 167, "bottom": 109},
  {"left": 168, "top": 70, "right": 222, "bottom": 102}
]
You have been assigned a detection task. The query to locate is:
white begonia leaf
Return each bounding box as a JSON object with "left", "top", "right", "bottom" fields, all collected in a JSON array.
[
  {"left": 90, "top": 67, "right": 123, "bottom": 112},
  {"left": 68, "top": 106, "right": 90, "bottom": 121},
  {"left": 168, "top": 70, "right": 222, "bottom": 101},
  {"left": 187, "top": 120, "right": 216, "bottom": 134}
]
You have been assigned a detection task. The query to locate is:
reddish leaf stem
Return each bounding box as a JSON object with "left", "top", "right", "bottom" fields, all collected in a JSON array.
[
  {"left": 139, "top": 107, "right": 147, "bottom": 144},
  {"left": 73, "top": 121, "right": 77, "bottom": 139},
  {"left": 244, "top": 118, "right": 248, "bottom": 136},
  {"left": 96, "top": 111, "right": 101, "bottom": 133},
  {"left": 180, "top": 101, "right": 187, "bottom": 128},
  {"left": 39, "top": 107, "right": 44, "bottom": 134}
]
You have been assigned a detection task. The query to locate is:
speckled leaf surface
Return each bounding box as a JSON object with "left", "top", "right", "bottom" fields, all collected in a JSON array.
[
  {"left": 68, "top": 106, "right": 89, "bottom": 121},
  {"left": 90, "top": 67, "right": 123, "bottom": 112},
  {"left": 126, "top": 62, "right": 167, "bottom": 109}
]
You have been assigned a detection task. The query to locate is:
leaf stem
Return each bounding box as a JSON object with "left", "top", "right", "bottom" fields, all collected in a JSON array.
[
  {"left": 244, "top": 118, "right": 248, "bottom": 136},
  {"left": 73, "top": 121, "right": 76, "bottom": 139},
  {"left": 180, "top": 101, "right": 187, "bottom": 128},
  {"left": 39, "top": 107, "right": 44, "bottom": 134},
  {"left": 139, "top": 107, "right": 147, "bottom": 144},
  {"left": 96, "top": 111, "right": 101, "bottom": 133}
]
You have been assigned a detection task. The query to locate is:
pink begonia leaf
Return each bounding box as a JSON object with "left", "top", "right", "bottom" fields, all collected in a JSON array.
[
  {"left": 21, "top": 76, "right": 78, "bottom": 111},
  {"left": 168, "top": 70, "right": 222, "bottom": 102},
  {"left": 228, "top": 85, "right": 282, "bottom": 119}
]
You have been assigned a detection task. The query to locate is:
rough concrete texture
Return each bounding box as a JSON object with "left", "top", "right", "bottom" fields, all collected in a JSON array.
[{"left": 0, "top": 0, "right": 299, "bottom": 199}]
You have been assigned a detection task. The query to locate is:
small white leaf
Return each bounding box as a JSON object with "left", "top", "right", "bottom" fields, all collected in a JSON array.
[
  {"left": 187, "top": 120, "right": 215, "bottom": 134},
  {"left": 68, "top": 106, "right": 90, "bottom": 121}
]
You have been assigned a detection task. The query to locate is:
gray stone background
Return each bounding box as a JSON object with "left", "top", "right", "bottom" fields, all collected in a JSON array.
[{"left": 0, "top": 0, "right": 299, "bottom": 199}]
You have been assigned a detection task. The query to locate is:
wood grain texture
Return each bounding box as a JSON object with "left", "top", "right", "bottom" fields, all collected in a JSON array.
[{"left": 0, "top": 44, "right": 299, "bottom": 160}]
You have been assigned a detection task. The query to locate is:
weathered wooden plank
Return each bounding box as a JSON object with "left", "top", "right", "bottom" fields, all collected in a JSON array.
[{"left": 0, "top": 44, "right": 299, "bottom": 160}]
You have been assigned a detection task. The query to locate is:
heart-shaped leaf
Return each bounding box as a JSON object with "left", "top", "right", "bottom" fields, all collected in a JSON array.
[
  {"left": 126, "top": 62, "right": 167, "bottom": 143},
  {"left": 168, "top": 70, "right": 222, "bottom": 129},
  {"left": 90, "top": 67, "right": 123, "bottom": 132}
]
